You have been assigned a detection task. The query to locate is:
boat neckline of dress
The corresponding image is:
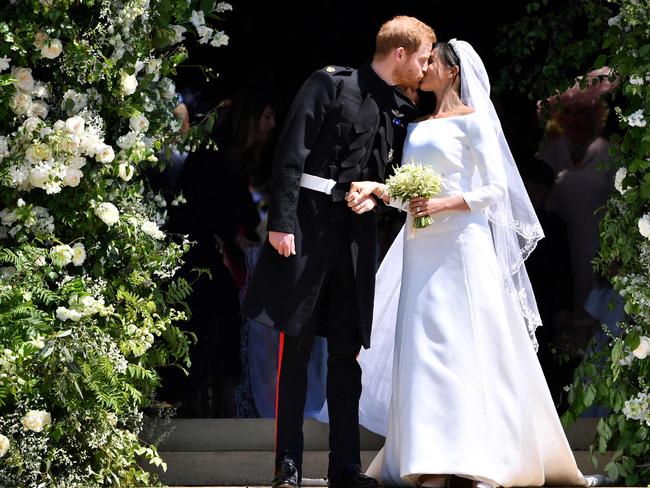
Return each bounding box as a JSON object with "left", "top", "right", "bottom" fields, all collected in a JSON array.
[{"left": 412, "top": 111, "right": 477, "bottom": 123}]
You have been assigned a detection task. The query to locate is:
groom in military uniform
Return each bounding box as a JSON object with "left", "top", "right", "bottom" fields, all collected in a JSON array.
[{"left": 241, "top": 16, "right": 436, "bottom": 488}]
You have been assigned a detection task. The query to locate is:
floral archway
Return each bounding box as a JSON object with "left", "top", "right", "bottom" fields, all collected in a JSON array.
[
  {"left": 0, "top": 0, "right": 228, "bottom": 485},
  {"left": 497, "top": 1, "right": 649, "bottom": 485}
]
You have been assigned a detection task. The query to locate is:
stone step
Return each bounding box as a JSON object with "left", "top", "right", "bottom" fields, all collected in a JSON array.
[
  {"left": 147, "top": 449, "right": 614, "bottom": 487},
  {"left": 141, "top": 417, "right": 601, "bottom": 452},
  {"left": 140, "top": 417, "right": 610, "bottom": 486}
]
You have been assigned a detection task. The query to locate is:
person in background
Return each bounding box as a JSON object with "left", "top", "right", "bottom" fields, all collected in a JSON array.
[
  {"left": 536, "top": 67, "right": 619, "bottom": 347},
  {"left": 161, "top": 85, "right": 273, "bottom": 417}
]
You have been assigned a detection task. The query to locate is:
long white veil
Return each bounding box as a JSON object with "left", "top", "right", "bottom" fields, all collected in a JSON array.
[{"left": 451, "top": 38, "right": 544, "bottom": 347}]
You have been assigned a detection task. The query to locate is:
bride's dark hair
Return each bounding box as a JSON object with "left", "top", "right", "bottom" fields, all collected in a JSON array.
[
  {"left": 435, "top": 42, "right": 460, "bottom": 68},
  {"left": 434, "top": 42, "right": 461, "bottom": 88}
]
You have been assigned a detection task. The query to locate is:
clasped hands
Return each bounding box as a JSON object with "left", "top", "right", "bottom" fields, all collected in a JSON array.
[
  {"left": 345, "top": 181, "right": 448, "bottom": 219},
  {"left": 269, "top": 182, "right": 459, "bottom": 258}
]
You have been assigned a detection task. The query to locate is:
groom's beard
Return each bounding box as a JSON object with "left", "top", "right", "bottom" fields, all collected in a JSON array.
[{"left": 393, "top": 66, "right": 424, "bottom": 89}]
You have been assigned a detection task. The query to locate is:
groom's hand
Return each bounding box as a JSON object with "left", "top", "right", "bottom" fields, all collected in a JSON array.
[
  {"left": 269, "top": 231, "right": 296, "bottom": 257},
  {"left": 346, "top": 191, "right": 377, "bottom": 214}
]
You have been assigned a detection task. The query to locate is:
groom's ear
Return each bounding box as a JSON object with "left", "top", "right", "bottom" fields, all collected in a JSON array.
[{"left": 394, "top": 47, "right": 406, "bottom": 62}]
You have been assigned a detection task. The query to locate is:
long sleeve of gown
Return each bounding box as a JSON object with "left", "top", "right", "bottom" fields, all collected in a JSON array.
[
  {"left": 461, "top": 115, "right": 508, "bottom": 211},
  {"left": 266, "top": 70, "right": 337, "bottom": 234}
]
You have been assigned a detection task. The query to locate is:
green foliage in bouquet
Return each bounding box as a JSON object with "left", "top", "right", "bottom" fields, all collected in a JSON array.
[
  {"left": 385, "top": 162, "right": 442, "bottom": 229},
  {"left": 0, "top": 0, "right": 231, "bottom": 486},
  {"left": 496, "top": 1, "right": 649, "bottom": 484}
]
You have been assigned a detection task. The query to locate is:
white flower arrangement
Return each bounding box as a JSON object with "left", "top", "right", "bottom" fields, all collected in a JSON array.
[
  {"left": 21, "top": 410, "right": 52, "bottom": 432},
  {"left": 0, "top": 433, "right": 9, "bottom": 457},
  {"left": 626, "top": 108, "right": 647, "bottom": 127},
  {"left": 95, "top": 202, "right": 120, "bottom": 226},
  {"left": 622, "top": 390, "right": 650, "bottom": 427},
  {"left": 638, "top": 213, "right": 650, "bottom": 239},
  {"left": 0, "top": 0, "right": 230, "bottom": 484},
  {"left": 614, "top": 167, "right": 629, "bottom": 194},
  {"left": 632, "top": 336, "right": 650, "bottom": 359}
]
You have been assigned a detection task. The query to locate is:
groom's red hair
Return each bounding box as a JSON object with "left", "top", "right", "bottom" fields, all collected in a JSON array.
[{"left": 374, "top": 16, "right": 436, "bottom": 60}]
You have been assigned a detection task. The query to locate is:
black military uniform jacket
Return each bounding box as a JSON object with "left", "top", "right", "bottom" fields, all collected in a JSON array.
[{"left": 241, "top": 63, "right": 417, "bottom": 348}]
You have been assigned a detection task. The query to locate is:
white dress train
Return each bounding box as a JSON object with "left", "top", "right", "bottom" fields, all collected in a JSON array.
[{"left": 355, "top": 112, "right": 586, "bottom": 487}]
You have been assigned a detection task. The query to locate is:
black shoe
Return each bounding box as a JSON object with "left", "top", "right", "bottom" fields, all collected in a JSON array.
[
  {"left": 273, "top": 460, "right": 300, "bottom": 488},
  {"left": 329, "top": 463, "right": 379, "bottom": 488}
]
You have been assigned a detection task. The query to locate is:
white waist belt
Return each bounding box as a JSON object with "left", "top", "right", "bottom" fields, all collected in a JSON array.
[{"left": 299, "top": 173, "right": 337, "bottom": 195}]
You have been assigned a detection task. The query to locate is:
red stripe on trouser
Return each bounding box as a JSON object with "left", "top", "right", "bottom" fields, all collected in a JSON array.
[{"left": 275, "top": 331, "right": 285, "bottom": 450}]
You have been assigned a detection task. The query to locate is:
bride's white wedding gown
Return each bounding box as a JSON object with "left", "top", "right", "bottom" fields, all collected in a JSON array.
[{"left": 357, "top": 112, "right": 586, "bottom": 487}]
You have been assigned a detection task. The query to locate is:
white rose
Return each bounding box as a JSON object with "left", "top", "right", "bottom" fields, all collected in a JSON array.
[
  {"left": 0, "top": 56, "right": 10, "bottom": 72},
  {"left": 95, "top": 202, "right": 120, "bottom": 226},
  {"left": 0, "top": 434, "right": 9, "bottom": 457},
  {"left": 25, "top": 143, "right": 51, "bottom": 164},
  {"left": 32, "top": 81, "right": 51, "bottom": 99},
  {"left": 11, "top": 67, "right": 34, "bottom": 93},
  {"left": 121, "top": 73, "right": 138, "bottom": 96},
  {"left": 23, "top": 116, "right": 42, "bottom": 133},
  {"left": 632, "top": 336, "right": 650, "bottom": 360},
  {"left": 141, "top": 220, "right": 165, "bottom": 240},
  {"left": 30, "top": 100, "right": 49, "bottom": 119},
  {"left": 28, "top": 164, "right": 50, "bottom": 188},
  {"left": 71, "top": 242, "right": 86, "bottom": 266},
  {"left": 62, "top": 134, "right": 81, "bottom": 153},
  {"left": 50, "top": 244, "right": 73, "bottom": 266},
  {"left": 63, "top": 167, "right": 83, "bottom": 187},
  {"left": 21, "top": 410, "right": 52, "bottom": 432},
  {"left": 614, "top": 167, "right": 628, "bottom": 195},
  {"left": 628, "top": 109, "right": 647, "bottom": 128},
  {"left": 638, "top": 214, "right": 650, "bottom": 240},
  {"left": 159, "top": 78, "right": 176, "bottom": 100},
  {"left": 190, "top": 10, "right": 205, "bottom": 28},
  {"left": 0, "top": 266, "right": 17, "bottom": 279},
  {"left": 0, "top": 137, "right": 9, "bottom": 160},
  {"left": 64, "top": 115, "right": 85, "bottom": 135},
  {"left": 0, "top": 209, "right": 18, "bottom": 226},
  {"left": 11, "top": 92, "right": 32, "bottom": 116},
  {"left": 608, "top": 13, "right": 622, "bottom": 27},
  {"left": 145, "top": 58, "right": 162, "bottom": 76},
  {"left": 53, "top": 120, "right": 65, "bottom": 131},
  {"left": 169, "top": 25, "right": 186, "bottom": 44},
  {"left": 56, "top": 306, "right": 81, "bottom": 322},
  {"left": 95, "top": 143, "right": 115, "bottom": 163},
  {"left": 197, "top": 25, "right": 213, "bottom": 44},
  {"left": 69, "top": 156, "right": 86, "bottom": 170},
  {"left": 33, "top": 32, "right": 48, "bottom": 49},
  {"left": 41, "top": 39, "right": 63, "bottom": 59},
  {"left": 210, "top": 31, "right": 229, "bottom": 47},
  {"left": 118, "top": 162, "right": 135, "bottom": 181},
  {"left": 129, "top": 113, "right": 149, "bottom": 133}
]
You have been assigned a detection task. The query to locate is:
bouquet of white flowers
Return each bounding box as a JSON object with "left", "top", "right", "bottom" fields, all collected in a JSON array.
[{"left": 385, "top": 162, "right": 442, "bottom": 229}]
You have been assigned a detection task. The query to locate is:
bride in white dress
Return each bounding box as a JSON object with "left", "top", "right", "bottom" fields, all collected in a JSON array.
[{"left": 343, "top": 40, "right": 588, "bottom": 488}]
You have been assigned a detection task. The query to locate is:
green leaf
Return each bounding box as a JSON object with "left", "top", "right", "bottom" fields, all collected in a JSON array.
[
  {"left": 583, "top": 384, "right": 597, "bottom": 407},
  {"left": 593, "top": 54, "right": 607, "bottom": 68}
]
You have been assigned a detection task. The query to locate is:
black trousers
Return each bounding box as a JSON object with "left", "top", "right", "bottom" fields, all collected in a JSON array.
[{"left": 275, "top": 236, "right": 362, "bottom": 483}]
